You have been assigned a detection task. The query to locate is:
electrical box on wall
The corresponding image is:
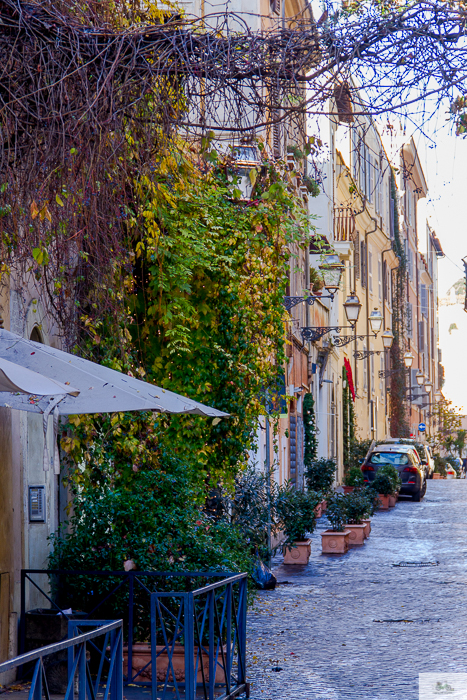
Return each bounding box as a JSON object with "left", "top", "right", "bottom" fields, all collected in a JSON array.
[{"left": 29, "top": 485, "right": 46, "bottom": 522}]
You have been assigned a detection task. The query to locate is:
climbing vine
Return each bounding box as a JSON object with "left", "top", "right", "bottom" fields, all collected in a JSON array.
[
  {"left": 303, "top": 392, "right": 318, "bottom": 468},
  {"left": 389, "top": 168, "right": 410, "bottom": 438},
  {"left": 61, "top": 142, "right": 314, "bottom": 489}
]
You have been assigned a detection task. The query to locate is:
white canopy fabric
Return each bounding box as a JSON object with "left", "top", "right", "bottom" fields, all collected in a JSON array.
[
  {"left": 0, "top": 356, "right": 80, "bottom": 396},
  {"left": 0, "top": 328, "right": 228, "bottom": 474},
  {"left": 0, "top": 329, "right": 228, "bottom": 418}
]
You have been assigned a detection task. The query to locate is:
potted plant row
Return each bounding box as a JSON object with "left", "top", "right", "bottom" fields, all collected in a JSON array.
[
  {"left": 276, "top": 487, "right": 320, "bottom": 565},
  {"left": 321, "top": 488, "right": 376, "bottom": 553}
]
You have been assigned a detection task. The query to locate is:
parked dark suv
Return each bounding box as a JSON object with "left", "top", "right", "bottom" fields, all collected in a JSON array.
[{"left": 361, "top": 445, "right": 427, "bottom": 501}]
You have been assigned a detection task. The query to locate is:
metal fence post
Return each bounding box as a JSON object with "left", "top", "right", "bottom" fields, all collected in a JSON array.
[
  {"left": 19, "top": 571, "right": 26, "bottom": 656},
  {"left": 226, "top": 583, "right": 232, "bottom": 687},
  {"left": 237, "top": 578, "right": 247, "bottom": 685},
  {"left": 114, "top": 627, "right": 123, "bottom": 700},
  {"left": 150, "top": 594, "right": 157, "bottom": 700},
  {"left": 184, "top": 593, "right": 195, "bottom": 700},
  {"left": 79, "top": 642, "right": 86, "bottom": 700},
  {"left": 128, "top": 572, "right": 134, "bottom": 683},
  {"left": 209, "top": 590, "right": 215, "bottom": 700}
]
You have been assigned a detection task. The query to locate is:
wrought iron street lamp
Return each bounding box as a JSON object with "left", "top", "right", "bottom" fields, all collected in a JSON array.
[
  {"left": 319, "top": 255, "right": 346, "bottom": 293},
  {"left": 434, "top": 390, "right": 443, "bottom": 403},
  {"left": 284, "top": 255, "right": 345, "bottom": 311},
  {"left": 415, "top": 370, "right": 425, "bottom": 386},
  {"left": 343, "top": 292, "right": 362, "bottom": 328},
  {"left": 403, "top": 351, "right": 414, "bottom": 368},
  {"left": 369, "top": 308, "right": 383, "bottom": 335},
  {"left": 424, "top": 380, "right": 433, "bottom": 394},
  {"left": 381, "top": 329, "right": 394, "bottom": 350}
]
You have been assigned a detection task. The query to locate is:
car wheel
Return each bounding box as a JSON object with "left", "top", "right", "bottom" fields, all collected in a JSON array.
[{"left": 413, "top": 480, "right": 426, "bottom": 501}]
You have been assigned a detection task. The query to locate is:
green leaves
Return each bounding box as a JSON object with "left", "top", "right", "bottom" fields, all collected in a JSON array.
[{"left": 32, "top": 246, "right": 49, "bottom": 265}]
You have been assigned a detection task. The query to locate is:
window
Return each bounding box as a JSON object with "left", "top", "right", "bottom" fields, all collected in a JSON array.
[
  {"left": 361, "top": 240, "right": 367, "bottom": 287},
  {"left": 382, "top": 260, "right": 387, "bottom": 301},
  {"left": 368, "top": 247, "right": 373, "bottom": 294},
  {"left": 421, "top": 284, "right": 428, "bottom": 318},
  {"left": 270, "top": 0, "right": 281, "bottom": 15},
  {"left": 369, "top": 452, "right": 409, "bottom": 465},
  {"left": 407, "top": 303, "right": 413, "bottom": 338},
  {"left": 418, "top": 320, "right": 425, "bottom": 352},
  {"left": 369, "top": 154, "right": 374, "bottom": 204},
  {"left": 355, "top": 232, "right": 360, "bottom": 279}
]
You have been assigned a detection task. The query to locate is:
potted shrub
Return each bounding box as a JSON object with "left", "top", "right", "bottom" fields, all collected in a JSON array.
[
  {"left": 276, "top": 487, "right": 319, "bottom": 564},
  {"left": 377, "top": 464, "right": 401, "bottom": 506},
  {"left": 343, "top": 466, "right": 365, "bottom": 494},
  {"left": 368, "top": 472, "right": 395, "bottom": 509},
  {"left": 343, "top": 490, "right": 370, "bottom": 545},
  {"left": 306, "top": 458, "right": 336, "bottom": 511},
  {"left": 321, "top": 494, "right": 350, "bottom": 554}
]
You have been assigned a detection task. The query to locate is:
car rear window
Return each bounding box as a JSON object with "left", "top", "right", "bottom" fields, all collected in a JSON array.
[{"left": 369, "top": 452, "right": 410, "bottom": 466}]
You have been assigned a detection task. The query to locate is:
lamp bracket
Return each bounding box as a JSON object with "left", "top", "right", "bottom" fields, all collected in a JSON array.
[
  {"left": 333, "top": 333, "right": 377, "bottom": 348},
  {"left": 354, "top": 349, "right": 383, "bottom": 360},
  {"left": 283, "top": 293, "right": 335, "bottom": 311},
  {"left": 300, "top": 326, "right": 346, "bottom": 343},
  {"left": 378, "top": 367, "right": 410, "bottom": 378}
]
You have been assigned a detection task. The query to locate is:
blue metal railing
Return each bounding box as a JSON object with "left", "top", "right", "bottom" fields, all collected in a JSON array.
[
  {"left": 20, "top": 570, "right": 249, "bottom": 700},
  {"left": 0, "top": 620, "right": 123, "bottom": 700},
  {"left": 151, "top": 573, "right": 248, "bottom": 700}
]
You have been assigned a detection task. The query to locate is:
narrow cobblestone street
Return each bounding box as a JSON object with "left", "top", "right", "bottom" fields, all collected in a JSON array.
[{"left": 247, "top": 481, "right": 467, "bottom": 699}]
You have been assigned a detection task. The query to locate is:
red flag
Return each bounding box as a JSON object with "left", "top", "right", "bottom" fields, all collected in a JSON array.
[{"left": 344, "top": 357, "right": 356, "bottom": 402}]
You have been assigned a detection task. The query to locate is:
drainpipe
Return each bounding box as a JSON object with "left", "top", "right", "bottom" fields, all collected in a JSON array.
[
  {"left": 381, "top": 244, "right": 395, "bottom": 431},
  {"left": 365, "top": 216, "right": 378, "bottom": 433}
]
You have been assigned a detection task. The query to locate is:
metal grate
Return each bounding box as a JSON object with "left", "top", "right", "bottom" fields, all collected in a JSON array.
[{"left": 393, "top": 561, "right": 438, "bottom": 567}]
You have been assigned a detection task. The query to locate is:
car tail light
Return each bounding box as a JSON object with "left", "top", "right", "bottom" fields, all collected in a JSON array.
[
  {"left": 403, "top": 466, "right": 418, "bottom": 473},
  {"left": 361, "top": 465, "right": 374, "bottom": 471}
]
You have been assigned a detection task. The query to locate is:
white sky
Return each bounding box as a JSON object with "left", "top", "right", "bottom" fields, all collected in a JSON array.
[{"left": 411, "top": 110, "right": 467, "bottom": 412}]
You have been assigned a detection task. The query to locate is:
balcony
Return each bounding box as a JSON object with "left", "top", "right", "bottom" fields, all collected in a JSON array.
[{"left": 334, "top": 206, "right": 356, "bottom": 243}]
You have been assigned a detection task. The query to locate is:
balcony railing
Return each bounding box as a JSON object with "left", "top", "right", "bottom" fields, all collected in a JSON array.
[{"left": 334, "top": 206, "right": 356, "bottom": 242}]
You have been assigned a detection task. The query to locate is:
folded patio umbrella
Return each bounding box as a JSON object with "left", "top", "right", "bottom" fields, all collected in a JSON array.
[
  {"left": 0, "top": 356, "right": 80, "bottom": 397},
  {"left": 0, "top": 328, "right": 228, "bottom": 473},
  {"left": 0, "top": 329, "right": 227, "bottom": 417}
]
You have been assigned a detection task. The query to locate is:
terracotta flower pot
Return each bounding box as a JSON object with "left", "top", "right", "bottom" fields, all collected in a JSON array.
[
  {"left": 123, "top": 643, "right": 226, "bottom": 684},
  {"left": 388, "top": 494, "right": 397, "bottom": 507},
  {"left": 321, "top": 530, "right": 350, "bottom": 554},
  {"left": 283, "top": 539, "right": 312, "bottom": 565},
  {"left": 346, "top": 523, "right": 366, "bottom": 545},
  {"left": 343, "top": 486, "right": 354, "bottom": 495},
  {"left": 362, "top": 519, "right": 371, "bottom": 538},
  {"left": 378, "top": 494, "right": 390, "bottom": 510},
  {"left": 433, "top": 473, "right": 442, "bottom": 480}
]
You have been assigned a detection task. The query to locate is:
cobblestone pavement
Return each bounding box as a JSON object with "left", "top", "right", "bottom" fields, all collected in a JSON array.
[{"left": 246, "top": 480, "right": 467, "bottom": 700}]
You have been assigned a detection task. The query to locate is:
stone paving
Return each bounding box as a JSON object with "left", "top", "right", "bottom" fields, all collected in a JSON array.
[{"left": 246, "top": 480, "right": 467, "bottom": 700}]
